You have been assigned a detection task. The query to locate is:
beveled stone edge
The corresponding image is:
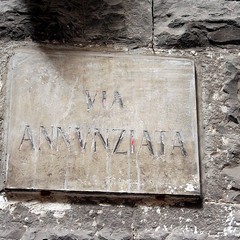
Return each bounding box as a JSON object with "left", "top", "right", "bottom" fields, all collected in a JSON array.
[{"left": 2, "top": 46, "right": 201, "bottom": 199}]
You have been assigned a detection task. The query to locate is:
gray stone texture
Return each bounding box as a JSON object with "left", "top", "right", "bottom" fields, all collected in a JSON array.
[
  {"left": 0, "top": 0, "right": 152, "bottom": 47},
  {"left": 1, "top": 0, "right": 240, "bottom": 48},
  {"left": 0, "top": 0, "right": 240, "bottom": 239},
  {"left": 0, "top": 192, "right": 240, "bottom": 239},
  {"left": 153, "top": 0, "right": 240, "bottom": 47}
]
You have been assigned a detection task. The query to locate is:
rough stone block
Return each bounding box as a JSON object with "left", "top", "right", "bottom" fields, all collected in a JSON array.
[
  {"left": 153, "top": 0, "right": 240, "bottom": 47},
  {"left": 0, "top": 0, "right": 152, "bottom": 47}
]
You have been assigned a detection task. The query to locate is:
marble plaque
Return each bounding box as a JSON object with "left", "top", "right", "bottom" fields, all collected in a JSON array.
[{"left": 5, "top": 48, "right": 200, "bottom": 195}]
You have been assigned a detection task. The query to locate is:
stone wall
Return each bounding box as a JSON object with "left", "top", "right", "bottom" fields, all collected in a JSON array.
[{"left": 0, "top": 0, "right": 240, "bottom": 239}]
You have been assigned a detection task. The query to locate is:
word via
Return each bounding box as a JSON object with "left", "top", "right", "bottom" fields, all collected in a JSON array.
[
  {"left": 85, "top": 90, "right": 123, "bottom": 110},
  {"left": 19, "top": 125, "right": 187, "bottom": 157}
]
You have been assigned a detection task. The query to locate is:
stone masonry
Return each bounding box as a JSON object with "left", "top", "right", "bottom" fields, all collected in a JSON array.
[{"left": 0, "top": 0, "right": 240, "bottom": 239}]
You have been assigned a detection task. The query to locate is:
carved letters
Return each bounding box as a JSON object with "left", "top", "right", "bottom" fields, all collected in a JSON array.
[
  {"left": 19, "top": 125, "right": 187, "bottom": 157},
  {"left": 85, "top": 90, "right": 123, "bottom": 110},
  {"left": 19, "top": 90, "right": 187, "bottom": 157}
]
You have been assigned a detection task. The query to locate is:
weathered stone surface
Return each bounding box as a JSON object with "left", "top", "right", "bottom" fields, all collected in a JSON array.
[
  {"left": 0, "top": 227, "right": 26, "bottom": 240},
  {"left": 22, "top": 230, "right": 95, "bottom": 240},
  {"left": 222, "top": 57, "right": 240, "bottom": 126},
  {"left": 165, "top": 229, "right": 208, "bottom": 240},
  {"left": 5, "top": 48, "right": 199, "bottom": 195},
  {"left": 208, "top": 25, "right": 240, "bottom": 44},
  {"left": 217, "top": 56, "right": 240, "bottom": 203},
  {"left": 222, "top": 166, "right": 240, "bottom": 189},
  {"left": 1, "top": 192, "right": 240, "bottom": 239},
  {"left": 0, "top": 44, "right": 237, "bottom": 239},
  {"left": 0, "top": 28, "right": 240, "bottom": 239},
  {"left": 0, "top": 0, "right": 152, "bottom": 47},
  {"left": 2, "top": 1, "right": 240, "bottom": 48},
  {"left": 153, "top": 0, "right": 240, "bottom": 47}
]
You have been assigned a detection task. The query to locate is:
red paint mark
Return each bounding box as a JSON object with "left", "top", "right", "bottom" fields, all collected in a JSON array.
[
  {"left": 131, "top": 136, "right": 135, "bottom": 154},
  {"left": 131, "top": 137, "right": 135, "bottom": 146}
]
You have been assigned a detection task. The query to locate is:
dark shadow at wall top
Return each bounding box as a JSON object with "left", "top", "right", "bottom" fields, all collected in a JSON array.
[
  {"left": 2, "top": 0, "right": 128, "bottom": 44},
  {"left": 25, "top": 0, "right": 126, "bottom": 44}
]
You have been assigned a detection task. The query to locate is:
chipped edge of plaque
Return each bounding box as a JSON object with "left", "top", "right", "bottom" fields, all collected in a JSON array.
[{"left": 3, "top": 52, "right": 15, "bottom": 191}]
